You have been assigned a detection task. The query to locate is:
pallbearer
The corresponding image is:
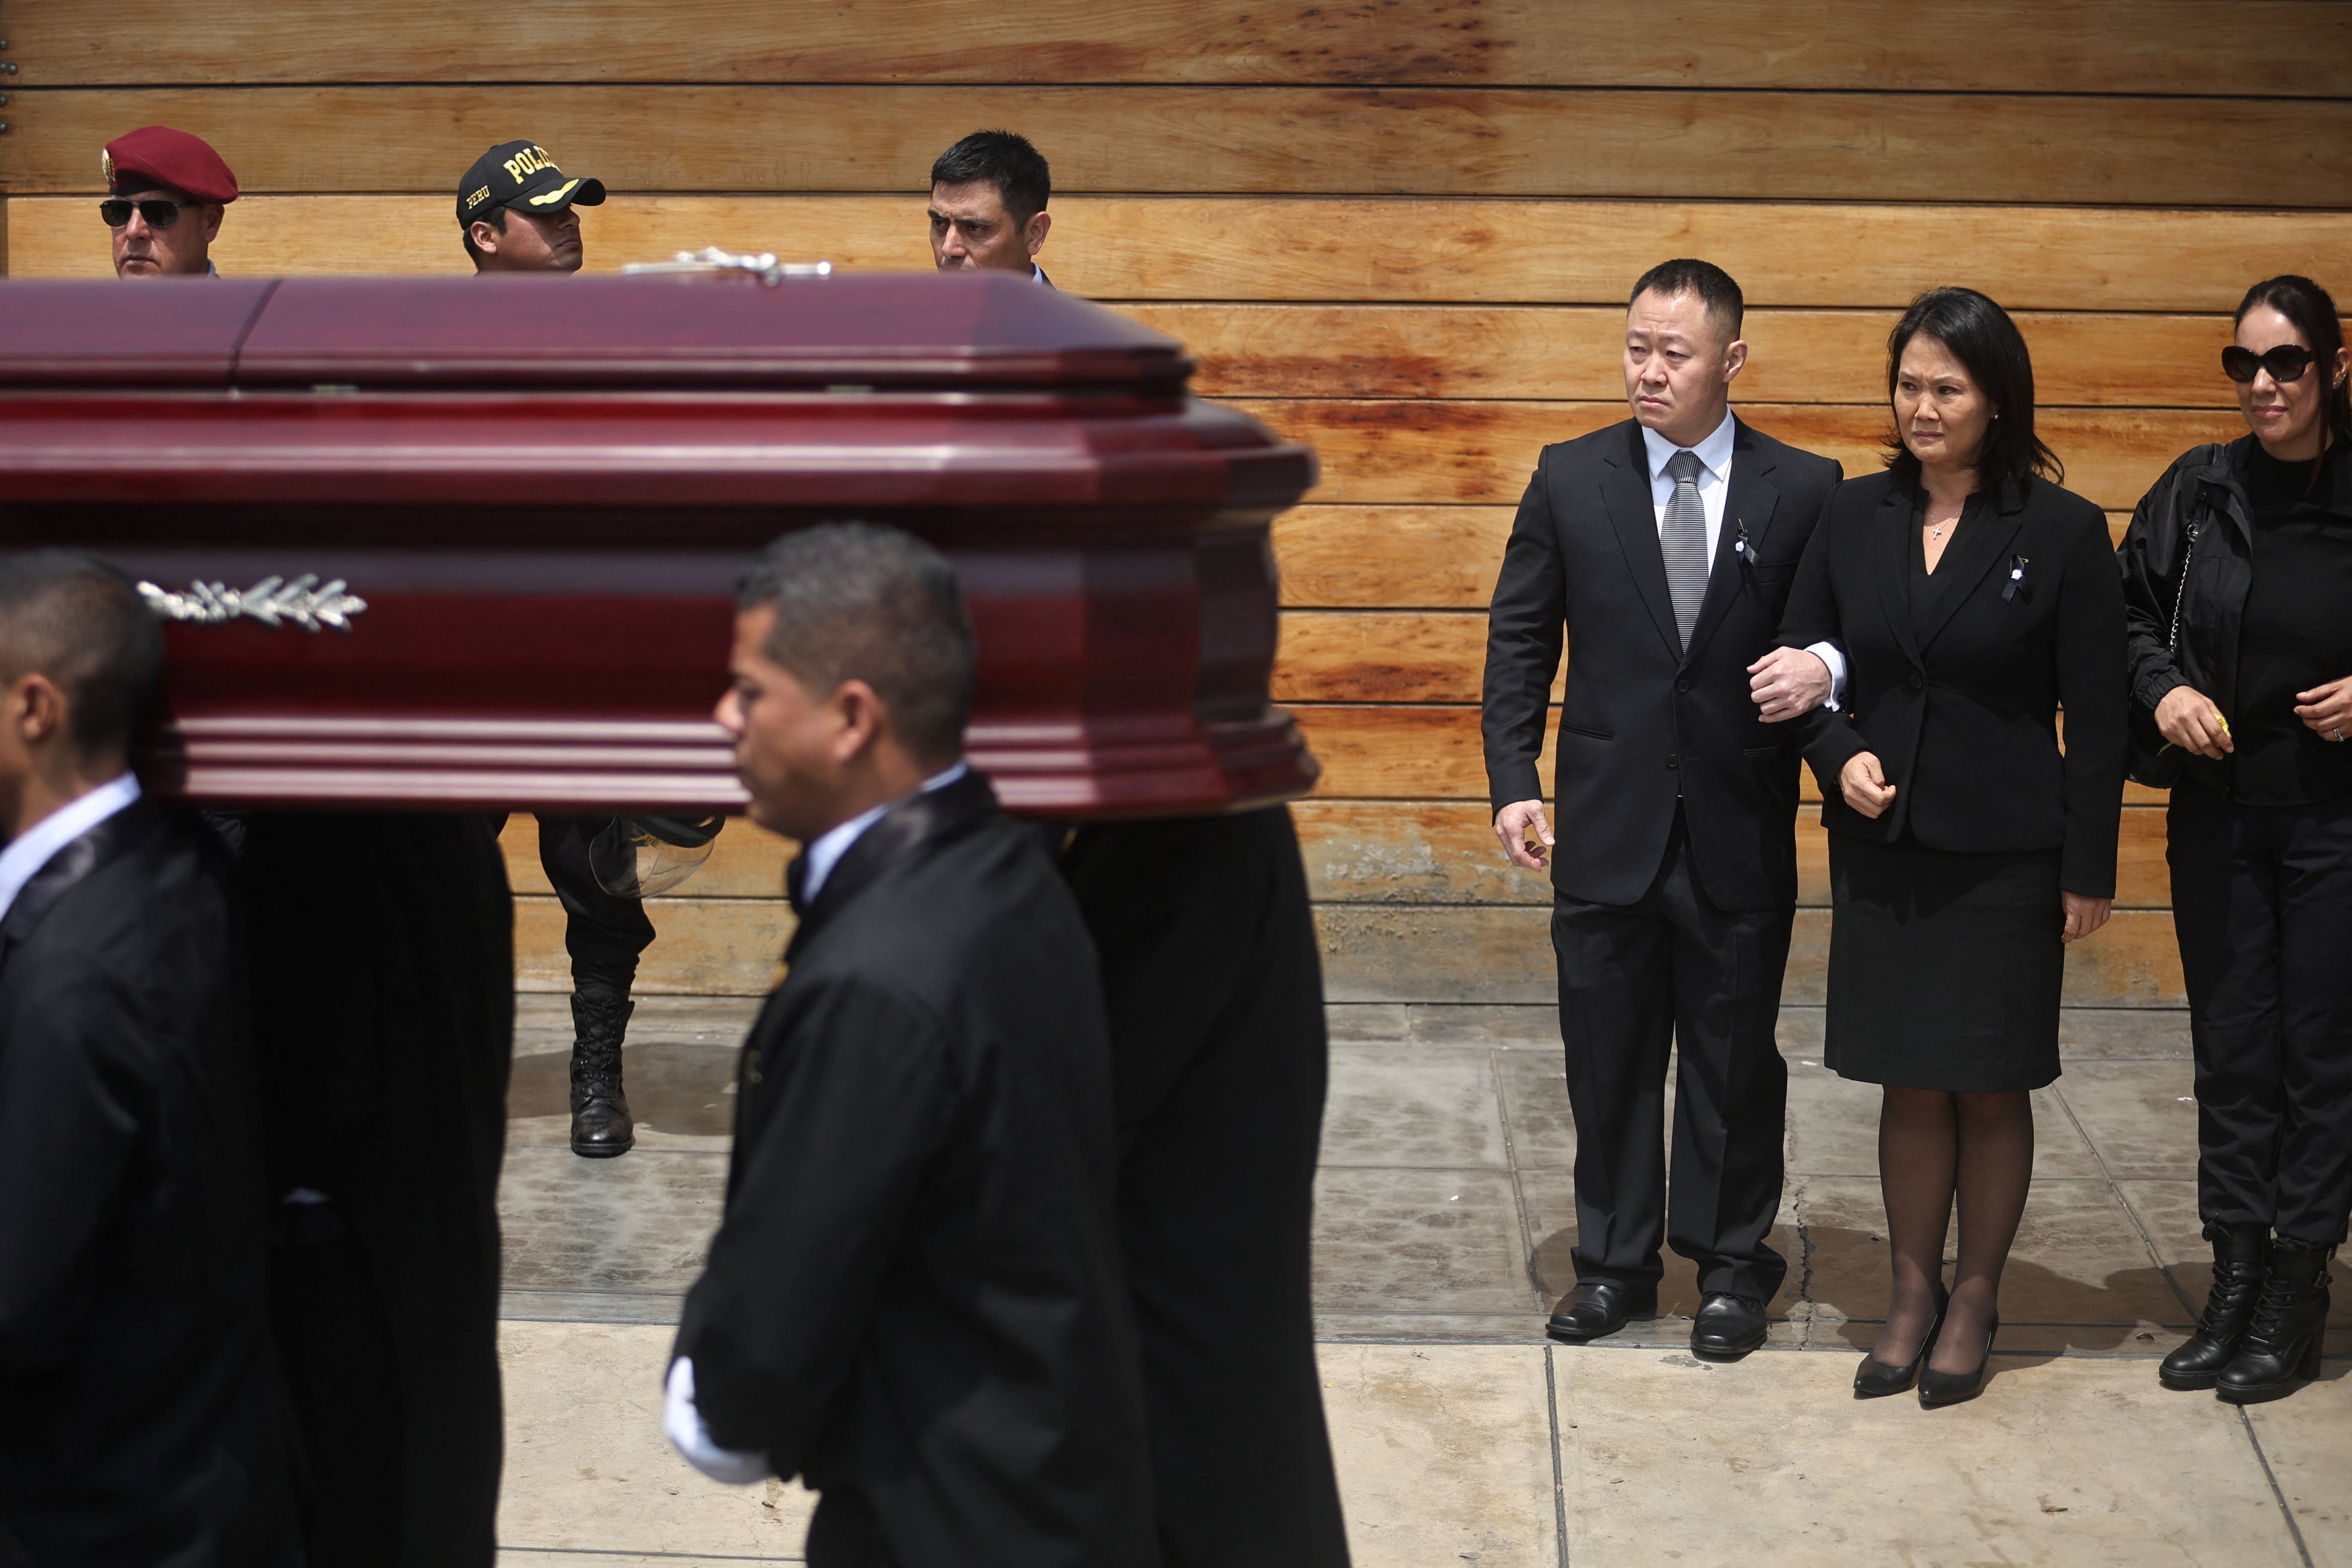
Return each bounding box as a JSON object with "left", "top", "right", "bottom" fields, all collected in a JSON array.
[
  {"left": 99, "top": 124, "right": 237, "bottom": 278},
  {"left": 924, "top": 129, "right": 1352, "bottom": 1564},
  {"left": 456, "top": 136, "right": 674, "bottom": 1158},
  {"left": 668, "top": 524, "right": 1155, "bottom": 1568},
  {"left": 0, "top": 551, "right": 297, "bottom": 1565}
]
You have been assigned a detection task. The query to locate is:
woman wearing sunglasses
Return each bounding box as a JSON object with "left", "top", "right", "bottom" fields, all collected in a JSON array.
[{"left": 2119, "top": 274, "right": 2352, "bottom": 1406}]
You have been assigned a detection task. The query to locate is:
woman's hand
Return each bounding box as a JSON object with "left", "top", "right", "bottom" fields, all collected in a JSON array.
[
  {"left": 2061, "top": 892, "right": 2113, "bottom": 945},
  {"left": 1747, "top": 646, "right": 1832, "bottom": 723},
  {"left": 2155, "top": 685, "right": 2232, "bottom": 758},
  {"left": 1838, "top": 752, "right": 1897, "bottom": 819},
  {"left": 2293, "top": 675, "right": 2352, "bottom": 744}
]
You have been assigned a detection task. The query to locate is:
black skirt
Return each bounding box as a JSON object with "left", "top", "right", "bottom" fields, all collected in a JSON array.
[{"left": 1823, "top": 832, "right": 2065, "bottom": 1092}]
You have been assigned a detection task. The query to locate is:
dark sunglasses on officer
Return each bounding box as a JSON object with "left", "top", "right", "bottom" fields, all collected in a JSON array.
[
  {"left": 99, "top": 196, "right": 202, "bottom": 229},
  {"left": 2222, "top": 343, "right": 2319, "bottom": 384}
]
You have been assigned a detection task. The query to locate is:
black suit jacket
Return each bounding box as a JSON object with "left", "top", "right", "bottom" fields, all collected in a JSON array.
[
  {"left": 1483, "top": 416, "right": 1844, "bottom": 911},
  {"left": 0, "top": 801, "right": 295, "bottom": 1567},
  {"left": 675, "top": 771, "right": 1156, "bottom": 1568},
  {"left": 1776, "top": 470, "right": 2129, "bottom": 896}
]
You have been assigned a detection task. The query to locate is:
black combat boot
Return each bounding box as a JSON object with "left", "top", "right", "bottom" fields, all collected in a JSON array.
[
  {"left": 2216, "top": 1237, "right": 2333, "bottom": 1405},
  {"left": 2159, "top": 1222, "right": 2268, "bottom": 1391},
  {"left": 569, "top": 987, "right": 636, "bottom": 1158}
]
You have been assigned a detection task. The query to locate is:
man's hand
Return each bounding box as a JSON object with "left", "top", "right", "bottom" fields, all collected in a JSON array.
[
  {"left": 2061, "top": 892, "right": 2113, "bottom": 945},
  {"left": 2293, "top": 675, "right": 2352, "bottom": 743},
  {"left": 1495, "top": 800, "right": 1553, "bottom": 870},
  {"left": 1748, "top": 646, "right": 1831, "bottom": 723},
  {"left": 1838, "top": 752, "right": 1897, "bottom": 819},
  {"left": 2155, "top": 685, "right": 2232, "bottom": 758}
]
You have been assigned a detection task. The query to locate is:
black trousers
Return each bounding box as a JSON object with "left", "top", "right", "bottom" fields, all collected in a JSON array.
[
  {"left": 1062, "top": 806, "right": 1351, "bottom": 1568},
  {"left": 1551, "top": 809, "right": 1793, "bottom": 1301},
  {"left": 2168, "top": 783, "right": 2352, "bottom": 1244},
  {"left": 533, "top": 814, "right": 656, "bottom": 995}
]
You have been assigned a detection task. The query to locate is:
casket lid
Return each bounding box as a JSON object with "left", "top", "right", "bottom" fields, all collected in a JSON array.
[{"left": 0, "top": 271, "right": 1192, "bottom": 391}]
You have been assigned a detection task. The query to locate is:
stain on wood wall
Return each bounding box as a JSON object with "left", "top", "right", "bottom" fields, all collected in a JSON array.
[{"left": 10, "top": 0, "right": 2345, "bottom": 1005}]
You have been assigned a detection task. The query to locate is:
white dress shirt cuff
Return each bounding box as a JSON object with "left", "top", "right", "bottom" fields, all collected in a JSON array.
[
  {"left": 1804, "top": 642, "right": 1848, "bottom": 711},
  {"left": 664, "top": 1357, "right": 772, "bottom": 1485}
]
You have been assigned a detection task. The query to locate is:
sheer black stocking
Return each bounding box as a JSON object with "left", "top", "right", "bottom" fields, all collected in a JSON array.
[{"left": 1867, "top": 1086, "right": 2034, "bottom": 1374}]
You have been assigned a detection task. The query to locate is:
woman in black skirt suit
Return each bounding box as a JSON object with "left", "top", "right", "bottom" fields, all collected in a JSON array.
[
  {"left": 1771, "top": 288, "right": 2129, "bottom": 1405},
  {"left": 2120, "top": 275, "right": 2352, "bottom": 1405}
]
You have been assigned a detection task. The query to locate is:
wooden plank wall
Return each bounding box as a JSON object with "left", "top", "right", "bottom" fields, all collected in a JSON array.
[{"left": 9, "top": 1, "right": 2350, "bottom": 1004}]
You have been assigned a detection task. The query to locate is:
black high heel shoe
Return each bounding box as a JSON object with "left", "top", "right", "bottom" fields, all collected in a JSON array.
[
  {"left": 1918, "top": 1313, "right": 1999, "bottom": 1408},
  {"left": 1853, "top": 1289, "right": 1949, "bottom": 1399}
]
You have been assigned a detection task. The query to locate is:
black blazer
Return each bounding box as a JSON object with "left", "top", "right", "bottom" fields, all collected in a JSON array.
[
  {"left": 1776, "top": 469, "right": 2129, "bottom": 896},
  {"left": 0, "top": 801, "right": 295, "bottom": 1566},
  {"left": 675, "top": 771, "right": 1156, "bottom": 1567},
  {"left": 1483, "top": 416, "right": 1843, "bottom": 911}
]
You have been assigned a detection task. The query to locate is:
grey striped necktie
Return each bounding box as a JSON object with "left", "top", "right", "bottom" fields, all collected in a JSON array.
[{"left": 1661, "top": 448, "right": 1709, "bottom": 650}]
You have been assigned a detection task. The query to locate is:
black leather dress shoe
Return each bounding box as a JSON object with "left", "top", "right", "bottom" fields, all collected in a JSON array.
[
  {"left": 1546, "top": 1281, "right": 1657, "bottom": 1344},
  {"left": 1691, "top": 1293, "right": 1769, "bottom": 1360}
]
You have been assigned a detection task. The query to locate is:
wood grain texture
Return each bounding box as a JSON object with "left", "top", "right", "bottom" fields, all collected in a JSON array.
[
  {"left": 515, "top": 893, "right": 792, "bottom": 995},
  {"left": 1313, "top": 905, "right": 2185, "bottom": 1005},
  {"left": 11, "top": 1, "right": 2343, "bottom": 94},
  {"left": 500, "top": 816, "right": 792, "bottom": 901},
  {"left": 1272, "top": 506, "right": 2137, "bottom": 608},
  {"left": 1295, "top": 702, "right": 2171, "bottom": 805},
  {"left": 13, "top": 85, "right": 2346, "bottom": 207},
  {"left": 1129, "top": 306, "right": 2241, "bottom": 407},
  {"left": 1240, "top": 400, "right": 2244, "bottom": 510},
  {"left": 8, "top": 196, "right": 2347, "bottom": 311}
]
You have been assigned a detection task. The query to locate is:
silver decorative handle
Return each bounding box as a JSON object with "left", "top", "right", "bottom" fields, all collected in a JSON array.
[
  {"left": 138, "top": 574, "right": 367, "bottom": 634},
  {"left": 620, "top": 247, "right": 833, "bottom": 287}
]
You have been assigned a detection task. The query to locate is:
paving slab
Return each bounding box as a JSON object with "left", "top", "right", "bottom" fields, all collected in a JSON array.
[
  {"left": 1320, "top": 1043, "right": 1509, "bottom": 1168},
  {"left": 1491, "top": 1046, "right": 1576, "bottom": 1166},
  {"left": 2242, "top": 1365, "right": 2352, "bottom": 1567},
  {"left": 2058, "top": 1006, "right": 2194, "bottom": 1058},
  {"left": 515, "top": 995, "right": 763, "bottom": 1059},
  {"left": 2052, "top": 1058, "right": 2201, "bottom": 1180},
  {"left": 1313, "top": 1166, "right": 1534, "bottom": 1314},
  {"left": 509, "top": 1039, "right": 741, "bottom": 1149},
  {"left": 1554, "top": 1347, "right": 2306, "bottom": 1567},
  {"left": 498, "top": 1320, "right": 815, "bottom": 1561},
  {"left": 500, "top": 1146, "right": 726, "bottom": 1296},
  {"left": 1317, "top": 1342, "right": 1559, "bottom": 1568}
]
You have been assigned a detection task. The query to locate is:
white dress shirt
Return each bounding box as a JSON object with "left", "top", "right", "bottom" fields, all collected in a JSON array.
[
  {"left": 1641, "top": 410, "right": 1845, "bottom": 706},
  {"left": 668, "top": 756, "right": 973, "bottom": 1485},
  {"left": 797, "top": 759, "right": 969, "bottom": 905},
  {"left": 0, "top": 772, "right": 141, "bottom": 923}
]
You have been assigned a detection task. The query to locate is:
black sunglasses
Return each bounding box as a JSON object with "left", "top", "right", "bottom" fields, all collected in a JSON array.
[
  {"left": 2222, "top": 343, "right": 2317, "bottom": 384},
  {"left": 99, "top": 197, "right": 194, "bottom": 229}
]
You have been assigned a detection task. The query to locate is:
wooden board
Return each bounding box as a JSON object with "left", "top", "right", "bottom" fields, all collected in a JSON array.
[
  {"left": 1313, "top": 904, "right": 2185, "bottom": 1005},
  {"left": 13, "top": 85, "right": 2347, "bottom": 207},
  {"left": 12, "top": 1, "right": 2344, "bottom": 95},
  {"left": 515, "top": 893, "right": 791, "bottom": 995},
  {"left": 500, "top": 816, "right": 792, "bottom": 901},
  {"left": 1272, "top": 506, "right": 2138, "bottom": 608},
  {"left": 1240, "top": 401, "right": 2244, "bottom": 510},
  {"left": 1295, "top": 799, "right": 2172, "bottom": 911},
  {"left": 9, "top": 195, "right": 2349, "bottom": 312},
  {"left": 1294, "top": 702, "right": 2171, "bottom": 805},
  {"left": 1129, "top": 306, "right": 2240, "bottom": 408}
]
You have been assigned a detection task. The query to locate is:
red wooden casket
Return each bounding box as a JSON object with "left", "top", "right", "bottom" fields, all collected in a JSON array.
[{"left": 0, "top": 271, "right": 1318, "bottom": 816}]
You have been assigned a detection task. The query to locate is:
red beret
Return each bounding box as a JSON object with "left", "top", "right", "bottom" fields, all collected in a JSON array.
[{"left": 103, "top": 126, "right": 239, "bottom": 204}]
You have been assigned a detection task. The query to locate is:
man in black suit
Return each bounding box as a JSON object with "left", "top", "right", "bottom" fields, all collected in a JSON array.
[
  {"left": 666, "top": 524, "right": 1155, "bottom": 1568},
  {"left": 1482, "top": 259, "right": 1843, "bottom": 1358},
  {"left": 928, "top": 129, "right": 1054, "bottom": 287},
  {"left": 0, "top": 550, "right": 297, "bottom": 1565}
]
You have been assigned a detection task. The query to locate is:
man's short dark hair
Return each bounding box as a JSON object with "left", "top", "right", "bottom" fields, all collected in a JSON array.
[
  {"left": 460, "top": 204, "right": 509, "bottom": 268},
  {"left": 736, "top": 523, "right": 976, "bottom": 767},
  {"left": 0, "top": 550, "right": 166, "bottom": 756},
  {"left": 930, "top": 131, "right": 1050, "bottom": 225},
  {"left": 1629, "top": 258, "right": 1745, "bottom": 343}
]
